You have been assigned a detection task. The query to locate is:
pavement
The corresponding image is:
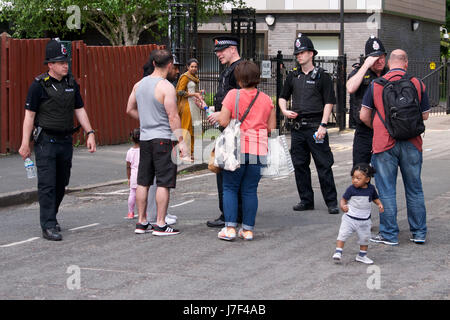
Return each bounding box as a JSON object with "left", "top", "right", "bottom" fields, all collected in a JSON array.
[{"left": 0, "top": 114, "right": 448, "bottom": 208}]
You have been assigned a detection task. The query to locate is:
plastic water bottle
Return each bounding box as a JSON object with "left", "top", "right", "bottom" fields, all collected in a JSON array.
[
  {"left": 207, "top": 106, "right": 220, "bottom": 129},
  {"left": 24, "top": 157, "right": 37, "bottom": 179},
  {"left": 313, "top": 132, "right": 324, "bottom": 144}
]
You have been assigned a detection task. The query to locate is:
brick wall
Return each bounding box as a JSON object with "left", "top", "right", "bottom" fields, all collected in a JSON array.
[{"left": 379, "top": 14, "right": 441, "bottom": 61}]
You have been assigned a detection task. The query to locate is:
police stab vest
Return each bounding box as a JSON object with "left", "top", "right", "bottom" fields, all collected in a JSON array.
[
  {"left": 291, "top": 67, "right": 325, "bottom": 116},
  {"left": 35, "top": 73, "right": 76, "bottom": 132},
  {"left": 214, "top": 59, "right": 242, "bottom": 111}
]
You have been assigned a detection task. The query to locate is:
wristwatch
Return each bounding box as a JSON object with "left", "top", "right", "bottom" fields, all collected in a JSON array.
[
  {"left": 86, "top": 130, "right": 95, "bottom": 136},
  {"left": 320, "top": 123, "right": 328, "bottom": 128}
]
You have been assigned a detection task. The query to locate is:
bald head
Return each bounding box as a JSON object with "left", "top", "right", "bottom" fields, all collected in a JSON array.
[{"left": 388, "top": 49, "right": 408, "bottom": 70}]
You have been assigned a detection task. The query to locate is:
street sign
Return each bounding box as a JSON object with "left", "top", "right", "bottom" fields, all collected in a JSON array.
[
  {"left": 261, "top": 60, "right": 271, "bottom": 78},
  {"left": 430, "top": 62, "right": 436, "bottom": 70}
]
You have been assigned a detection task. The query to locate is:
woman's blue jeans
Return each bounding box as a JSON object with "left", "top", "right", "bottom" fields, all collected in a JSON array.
[
  {"left": 371, "top": 141, "right": 427, "bottom": 243},
  {"left": 222, "top": 154, "right": 263, "bottom": 231}
]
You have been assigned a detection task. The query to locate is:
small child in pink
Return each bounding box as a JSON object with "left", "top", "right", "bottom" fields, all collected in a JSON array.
[{"left": 126, "top": 128, "right": 140, "bottom": 219}]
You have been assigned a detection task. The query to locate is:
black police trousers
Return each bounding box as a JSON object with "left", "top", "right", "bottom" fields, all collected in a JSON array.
[
  {"left": 216, "top": 170, "right": 242, "bottom": 222},
  {"left": 35, "top": 133, "right": 73, "bottom": 230},
  {"left": 290, "top": 127, "right": 338, "bottom": 208},
  {"left": 352, "top": 124, "right": 373, "bottom": 167}
]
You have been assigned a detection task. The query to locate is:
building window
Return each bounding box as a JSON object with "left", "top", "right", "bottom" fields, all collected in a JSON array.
[{"left": 309, "top": 35, "right": 340, "bottom": 57}]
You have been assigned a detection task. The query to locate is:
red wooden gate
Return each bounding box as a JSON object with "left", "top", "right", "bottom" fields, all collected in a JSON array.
[{"left": 0, "top": 33, "right": 164, "bottom": 153}]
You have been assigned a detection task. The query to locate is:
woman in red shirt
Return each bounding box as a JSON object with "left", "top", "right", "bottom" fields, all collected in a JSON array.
[{"left": 216, "top": 60, "right": 276, "bottom": 241}]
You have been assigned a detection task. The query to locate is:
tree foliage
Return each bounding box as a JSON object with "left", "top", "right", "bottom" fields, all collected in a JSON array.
[{"left": 0, "top": 0, "right": 245, "bottom": 46}]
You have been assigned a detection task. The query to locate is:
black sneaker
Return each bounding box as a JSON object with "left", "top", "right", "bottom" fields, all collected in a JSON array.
[
  {"left": 135, "top": 223, "right": 153, "bottom": 234},
  {"left": 152, "top": 224, "right": 180, "bottom": 236},
  {"left": 370, "top": 234, "right": 398, "bottom": 246},
  {"left": 409, "top": 236, "right": 426, "bottom": 244}
]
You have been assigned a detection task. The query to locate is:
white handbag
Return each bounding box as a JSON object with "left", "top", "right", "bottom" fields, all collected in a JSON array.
[
  {"left": 261, "top": 135, "right": 294, "bottom": 177},
  {"left": 213, "top": 90, "right": 260, "bottom": 171}
]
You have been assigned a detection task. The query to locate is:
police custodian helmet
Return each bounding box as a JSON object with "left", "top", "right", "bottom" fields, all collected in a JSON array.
[
  {"left": 44, "top": 38, "right": 69, "bottom": 64},
  {"left": 293, "top": 33, "right": 318, "bottom": 56},
  {"left": 365, "top": 35, "right": 386, "bottom": 58}
]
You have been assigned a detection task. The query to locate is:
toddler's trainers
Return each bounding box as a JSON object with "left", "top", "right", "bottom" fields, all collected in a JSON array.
[
  {"left": 238, "top": 228, "right": 253, "bottom": 241},
  {"left": 135, "top": 223, "right": 153, "bottom": 234},
  {"left": 126, "top": 212, "right": 135, "bottom": 219},
  {"left": 152, "top": 224, "right": 180, "bottom": 236},
  {"left": 332, "top": 252, "right": 342, "bottom": 263},
  {"left": 355, "top": 255, "right": 373, "bottom": 265},
  {"left": 218, "top": 227, "right": 236, "bottom": 241}
]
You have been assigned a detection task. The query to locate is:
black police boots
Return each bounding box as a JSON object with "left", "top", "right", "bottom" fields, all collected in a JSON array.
[
  {"left": 328, "top": 206, "right": 340, "bottom": 214},
  {"left": 42, "top": 228, "right": 62, "bottom": 241},
  {"left": 293, "top": 202, "right": 314, "bottom": 211},
  {"left": 206, "top": 217, "right": 225, "bottom": 228}
]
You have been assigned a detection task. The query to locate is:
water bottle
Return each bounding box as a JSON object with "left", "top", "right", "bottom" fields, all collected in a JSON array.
[
  {"left": 24, "top": 157, "right": 37, "bottom": 179},
  {"left": 313, "top": 132, "right": 324, "bottom": 144},
  {"left": 208, "top": 106, "right": 220, "bottom": 129}
]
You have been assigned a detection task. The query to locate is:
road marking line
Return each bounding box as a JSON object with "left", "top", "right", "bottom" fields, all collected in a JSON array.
[
  {"left": 69, "top": 223, "right": 100, "bottom": 231},
  {"left": 0, "top": 237, "right": 39, "bottom": 248},
  {"left": 170, "top": 199, "right": 195, "bottom": 208},
  {"left": 272, "top": 176, "right": 288, "bottom": 181}
]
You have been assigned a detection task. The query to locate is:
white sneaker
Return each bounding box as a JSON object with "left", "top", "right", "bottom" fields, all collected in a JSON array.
[
  {"left": 355, "top": 255, "right": 373, "bottom": 264},
  {"left": 332, "top": 252, "right": 342, "bottom": 263},
  {"left": 165, "top": 214, "right": 177, "bottom": 225}
]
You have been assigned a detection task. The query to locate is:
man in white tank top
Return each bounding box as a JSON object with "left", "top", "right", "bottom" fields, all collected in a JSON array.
[{"left": 126, "top": 49, "right": 188, "bottom": 236}]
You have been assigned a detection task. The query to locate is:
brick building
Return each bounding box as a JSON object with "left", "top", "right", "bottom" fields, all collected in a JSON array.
[{"left": 198, "top": 0, "right": 445, "bottom": 65}]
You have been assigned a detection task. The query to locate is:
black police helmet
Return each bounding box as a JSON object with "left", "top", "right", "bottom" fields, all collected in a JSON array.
[
  {"left": 293, "top": 33, "right": 318, "bottom": 56},
  {"left": 365, "top": 35, "right": 386, "bottom": 58},
  {"left": 44, "top": 39, "right": 69, "bottom": 64}
]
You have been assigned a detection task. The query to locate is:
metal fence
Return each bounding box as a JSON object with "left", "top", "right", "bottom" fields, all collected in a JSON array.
[
  {"left": 408, "top": 59, "right": 448, "bottom": 114},
  {"left": 194, "top": 51, "right": 343, "bottom": 135}
]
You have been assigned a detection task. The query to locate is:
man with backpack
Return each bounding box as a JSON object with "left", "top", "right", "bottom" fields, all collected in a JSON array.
[{"left": 360, "top": 49, "right": 430, "bottom": 246}]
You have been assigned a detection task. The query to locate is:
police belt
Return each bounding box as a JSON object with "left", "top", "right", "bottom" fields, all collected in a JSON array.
[
  {"left": 291, "top": 118, "right": 321, "bottom": 130},
  {"left": 41, "top": 125, "right": 81, "bottom": 137}
]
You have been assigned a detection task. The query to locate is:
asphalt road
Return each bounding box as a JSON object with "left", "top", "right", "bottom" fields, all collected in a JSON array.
[{"left": 0, "top": 121, "right": 449, "bottom": 301}]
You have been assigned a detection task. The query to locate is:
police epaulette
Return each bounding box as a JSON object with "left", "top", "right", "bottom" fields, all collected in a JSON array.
[
  {"left": 35, "top": 73, "right": 51, "bottom": 87},
  {"left": 35, "top": 73, "right": 50, "bottom": 82}
]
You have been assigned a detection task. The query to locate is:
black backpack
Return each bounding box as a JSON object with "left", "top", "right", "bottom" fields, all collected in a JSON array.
[{"left": 374, "top": 73, "right": 425, "bottom": 140}]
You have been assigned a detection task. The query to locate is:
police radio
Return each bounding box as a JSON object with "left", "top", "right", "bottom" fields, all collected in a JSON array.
[{"left": 310, "top": 67, "right": 323, "bottom": 80}]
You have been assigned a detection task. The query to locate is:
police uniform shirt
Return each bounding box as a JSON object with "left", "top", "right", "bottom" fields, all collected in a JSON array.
[
  {"left": 280, "top": 67, "right": 336, "bottom": 117},
  {"left": 347, "top": 66, "right": 388, "bottom": 105},
  {"left": 214, "top": 59, "right": 242, "bottom": 112},
  {"left": 25, "top": 75, "right": 84, "bottom": 113}
]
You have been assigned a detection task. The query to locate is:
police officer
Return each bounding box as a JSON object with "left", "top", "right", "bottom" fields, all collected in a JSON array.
[
  {"left": 19, "top": 38, "right": 96, "bottom": 241},
  {"left": 205, "top": 35, "right": 243, "bottom": 228},
  {"left": 346, "top": 36, "right": 388, "bottom": 166},
  {"left": 279, "top": 34, "right": 339, "bottom": 214}
]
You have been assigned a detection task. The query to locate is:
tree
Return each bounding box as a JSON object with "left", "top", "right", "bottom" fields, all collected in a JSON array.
[{"left": 0, "top": 0, "right": 245, "bottom": 46}]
